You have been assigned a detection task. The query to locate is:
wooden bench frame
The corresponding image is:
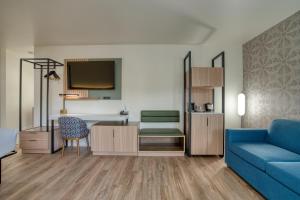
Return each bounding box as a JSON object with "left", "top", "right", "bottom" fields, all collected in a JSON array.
[{"left": 138, "top": 110, "right": 185, "bottom": 156}]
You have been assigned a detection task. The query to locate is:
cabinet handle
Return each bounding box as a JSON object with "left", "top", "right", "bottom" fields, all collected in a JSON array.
[
  {"left": 113, "top": 129, "right": 114, "bottom": 138},
  {"left": 207, "top": 117, "right": 208, "bottom": 127}
]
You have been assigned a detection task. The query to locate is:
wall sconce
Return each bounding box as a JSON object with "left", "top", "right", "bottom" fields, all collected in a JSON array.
[{"left": 238, "top": 92, "right": 246, "bottom": 116}]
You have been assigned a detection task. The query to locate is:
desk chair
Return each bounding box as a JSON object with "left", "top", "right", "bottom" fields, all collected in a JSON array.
[{"left": 58, "top": 117, "right": 89, "bottom": 157}]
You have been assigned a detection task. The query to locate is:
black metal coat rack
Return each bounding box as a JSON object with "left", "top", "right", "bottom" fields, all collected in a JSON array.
[{"left": 19, "top": 58, "right": 64, "bottom": 132}]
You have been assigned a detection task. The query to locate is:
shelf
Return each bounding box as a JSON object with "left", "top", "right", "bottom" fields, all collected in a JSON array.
[
  {"left": 139, "top": 129, "right": 184, "bottom": 137},
  {"left": 139, "top": 143, "right": 184, "bottom": 152},
  {"left": 65, "top": 97, "right": 119, "bottom": 101},
  {"left": 138, "top": 136, "right": 185, "bottom": 154},
  {"left": 23, "top": 126, "right": 59, "bottom": 132},
  {"left": 191, "top": 112, "right": 224, "bottom": 115},
  {"left": 50, "top": 113, "right": 128, "bottom": 121},
  {"left": 183, "top": 51, "right": 225, "bottom": 156}
]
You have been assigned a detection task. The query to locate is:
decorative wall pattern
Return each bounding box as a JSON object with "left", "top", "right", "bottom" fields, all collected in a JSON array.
[{"left": 242, "top": 11, "right": 300, "bottom": 128}]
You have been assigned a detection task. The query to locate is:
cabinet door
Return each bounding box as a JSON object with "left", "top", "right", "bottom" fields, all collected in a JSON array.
[
  {"left": 54, "top": 128, "right": 64, "bottom": 151},
  {"left": 208, "top": 68, "right": 223, "bottom": 87},
  {"left": 191, "top": 115, "right": 208, "bottom": 155},
  {"left": 192, "top": 68, "right": 209, "bottom": 87},
  {"left": 207, "top": 115, "right": 224, "bottom": 155},
  {"left": 91, "top": 126, "right": 114, "bottom": 152},
  {"left": 114, "top": 126, "right": 137, "bottom": 153}
]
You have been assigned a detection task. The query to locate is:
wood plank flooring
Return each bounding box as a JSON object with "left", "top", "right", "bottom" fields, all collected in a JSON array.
[{"left": 0, "top": 149, "right": 264, "bottom": 200}]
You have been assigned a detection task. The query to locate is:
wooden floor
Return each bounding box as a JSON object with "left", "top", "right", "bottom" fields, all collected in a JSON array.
[{"left": 0, "top": 149, "right": 264, "bottom": 200}]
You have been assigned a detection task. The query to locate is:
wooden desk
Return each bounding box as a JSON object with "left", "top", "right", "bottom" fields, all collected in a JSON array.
[{"left": 50, "top": 113, "right": 128, "bottom": 122}]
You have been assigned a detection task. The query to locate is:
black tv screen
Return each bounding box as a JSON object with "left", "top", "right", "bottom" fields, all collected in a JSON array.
[{"left": 67, "top": 60, "right": 115, "bottom": 90}]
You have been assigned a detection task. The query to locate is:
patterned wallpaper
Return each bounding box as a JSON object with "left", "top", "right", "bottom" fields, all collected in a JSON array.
[{"left": 242, "top": 11, "right": 300, "bottom": 128}]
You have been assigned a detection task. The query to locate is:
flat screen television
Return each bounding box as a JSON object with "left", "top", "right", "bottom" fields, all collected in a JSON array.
[{"left": 67, "top": 60, "right": 115, "bottom": 90}]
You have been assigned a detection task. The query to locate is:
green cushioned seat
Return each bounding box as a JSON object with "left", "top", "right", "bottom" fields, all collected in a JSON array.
[
  {"left": 141, "top": 116, "right": 179, "bottom": 122},
  {"left": 141, "top": 110, "right": 180, "bottom": 122},
  {"left": 140, "top": 128, "right": 183, "bottom": 136}
]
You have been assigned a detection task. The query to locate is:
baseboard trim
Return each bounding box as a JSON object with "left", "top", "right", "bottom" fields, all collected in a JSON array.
[
  {"left": 92, "top": 152, "right": 137, "bottom": 156},
  {"left": 138, "top": 151, "right": 185, "bottom": 157}
]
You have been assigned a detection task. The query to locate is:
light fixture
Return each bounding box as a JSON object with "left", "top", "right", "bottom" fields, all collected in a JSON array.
[
  {"left": 59, "top": 93, "right": 80, "bottom": 98},
  {"left": 59, "top": 93, "right": 79, "bottom": 114},
  {"left": 238, "top": 92, "right": 246, "bottom": 116}
]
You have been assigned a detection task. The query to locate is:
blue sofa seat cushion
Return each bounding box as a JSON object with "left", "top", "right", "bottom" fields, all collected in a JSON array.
[
  {"left": 267, "top": 162, "right": 300, "bottom": 195},
  {"left": 229, "top": 142, "right": 300, "bottom": 171}
]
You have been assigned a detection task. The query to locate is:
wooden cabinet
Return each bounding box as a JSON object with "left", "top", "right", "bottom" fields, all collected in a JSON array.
[
  {"left": 114, "top": 126, "right": 138, "bottom": 153},
  {"left": 192, "top": 68, "right": 209, "bottom": 87},
  {"left": 191, "top": 67, "right": 223, "bottom": 87},
  {"left": 191, "top": 114, "right": 207, "bottom": 155},
  {"left": 91, "top": 122, "right": 138, "bottom": 156},
  {"left": 91, "top": 126, "right": 114, "bottom": 152},
  {"left": 185, "top": 64, "right": 225, "bottom": 156},
  {"left": 191, "top": 114, "right": 223, "bottom": 155},
  {"left": 20, "top": 127, "right": 63, "bottom": 154},
  {"left": 207, "top": 115, "right": 224, "bottom": 155},
  {"left": 209, "top": 68, "right": 223, "bottom": 87}
]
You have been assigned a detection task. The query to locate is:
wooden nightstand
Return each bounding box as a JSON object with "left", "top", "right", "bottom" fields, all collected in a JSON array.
[{"left": 20, "top": 127, "right": 63, "bottom": 154}]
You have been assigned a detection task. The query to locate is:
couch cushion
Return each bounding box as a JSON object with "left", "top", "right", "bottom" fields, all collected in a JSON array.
[
  {"left": 267, "top": 119, "right": 300, "bottom": 154},
  {"left": 267, "top": 162, "right": 300, "bottom": 195},
  {"left": 140, "top": 128, "right": 183, "bottom": 136},
  {"left": 230, "top": 142, "right": 300, "bottom": 171}
]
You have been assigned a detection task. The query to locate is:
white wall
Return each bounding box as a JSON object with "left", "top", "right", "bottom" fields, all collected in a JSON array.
[
  {"left": 0, "top": 48, "right": 6, "bottom": 127},
  {"left": 0, "top": 49, "right": 34, "bottom": 130},
  {"left": 5, "top": 50, "right": 34, "bottom": 129},
  {"left": 199, "top": 43, "right": 243, "bottom": 128},
  {"left": 34, "top": 45, "right": 204, "bottom": 129},
  {"left": 34, "top": 44, "right": 243, "bottom": 130}
]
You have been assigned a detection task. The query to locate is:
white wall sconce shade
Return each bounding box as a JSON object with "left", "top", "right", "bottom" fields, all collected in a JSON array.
[{"left": 238, "top": 93, "right": 246, "bottom": 116}]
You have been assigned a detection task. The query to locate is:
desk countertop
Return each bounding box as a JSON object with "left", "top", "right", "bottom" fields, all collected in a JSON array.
[
  {"left": 50, "top": 113, "right": 129, "bottom": 121},
  {"left": 93, "top": 121, "right": 139, "bottom": 126},
  {"left": 191, "top": 112, "right": 224, "bottom": 115}
]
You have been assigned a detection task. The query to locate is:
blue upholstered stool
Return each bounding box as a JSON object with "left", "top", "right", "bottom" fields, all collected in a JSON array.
[{"left": 58, "top": 117, "right": 89, "bottom": 157}]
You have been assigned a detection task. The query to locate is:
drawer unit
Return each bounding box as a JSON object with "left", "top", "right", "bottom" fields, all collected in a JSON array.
[
  {"left": 21, "top": 140, "right": 49, "bottom": 150},
  {"left": 20, "top": 127, "right": 63, "bottom": 154}
]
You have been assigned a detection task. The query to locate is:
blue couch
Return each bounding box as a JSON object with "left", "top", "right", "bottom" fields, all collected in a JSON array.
[{"left": 226, "top": 119, "right": 300, "bottom": 200}]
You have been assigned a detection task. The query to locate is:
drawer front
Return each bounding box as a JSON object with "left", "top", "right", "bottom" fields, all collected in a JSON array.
[
  {"left": 20, "top": 132, "right": 49, "bottom": 141},
  {"left": 21, "top": 140, "right": 49, "bottom": 150}
]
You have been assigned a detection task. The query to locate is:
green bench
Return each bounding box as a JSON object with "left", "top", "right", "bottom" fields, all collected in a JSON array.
[
  {"left": 140, "top": 110, "right": 183, "bottom": 136},
  {"left": 139, "top": 110, "right": 185, "bottom": 156}
]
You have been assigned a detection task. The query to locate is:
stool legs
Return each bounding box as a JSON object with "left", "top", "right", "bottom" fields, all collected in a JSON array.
[
  {"left": 61, "top": 139, "right": 65, "bottom": 157},
  {"left": 76, "top": 138, "right": 80, "bottom": 157},
  {"left": 61, "top": 138, "right": 83, "bottom": 157},
  {"left": 86, "top": 137, "right": 89, "bottom": 150}
]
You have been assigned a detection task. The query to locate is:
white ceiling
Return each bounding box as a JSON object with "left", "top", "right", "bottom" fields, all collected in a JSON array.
[{"left": 0, "top": 0, "right": 299, "bottom": 48}]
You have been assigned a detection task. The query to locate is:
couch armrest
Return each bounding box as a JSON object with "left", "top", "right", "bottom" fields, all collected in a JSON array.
[
  {"left": 226, "top": 128, "right": 268, "bottom": 144},
  {"left": 225, "top": 128, "right": 268, "bottom": 164}
]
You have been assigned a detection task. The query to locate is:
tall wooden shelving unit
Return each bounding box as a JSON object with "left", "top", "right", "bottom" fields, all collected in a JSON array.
[{"left": 184, "top": 51, "right": 225, "bottom": 156}]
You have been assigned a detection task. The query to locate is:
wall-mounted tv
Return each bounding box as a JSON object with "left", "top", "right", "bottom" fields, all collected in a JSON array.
[{"left": 67, "top": 60, "right": 115, "bottom": 90}]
